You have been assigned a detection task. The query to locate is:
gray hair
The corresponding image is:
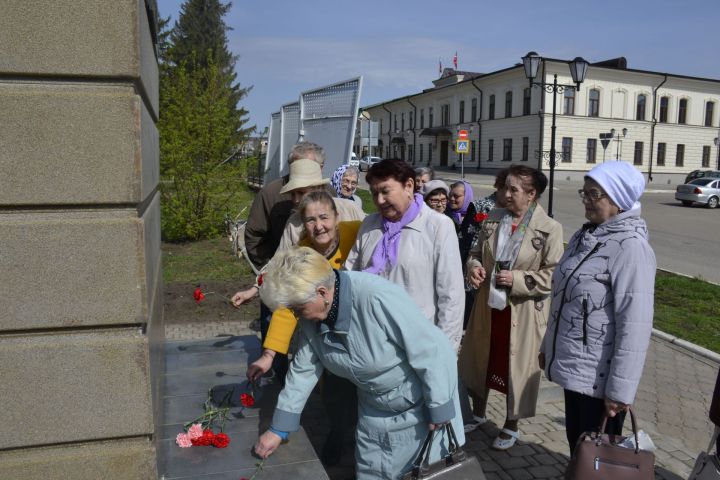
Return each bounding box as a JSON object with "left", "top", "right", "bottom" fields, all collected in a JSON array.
[
  {"left": 415, "top": 166, "right": 434, "bottom": 180},
  {"left": 289, "top": 141, "right": 326, "bottom": 166},
  {"left": 259, "top": 247, "right": 335, "bottom": 311}
]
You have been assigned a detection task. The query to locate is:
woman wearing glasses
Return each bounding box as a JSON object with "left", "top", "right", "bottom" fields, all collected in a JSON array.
[
  {"left": 539, "top": 161, "right": 656, "bottom": 454},
  {"left": 252, "top": 247, "right": 464, "bottom": 479},
  {"left": 331, "top": 165, "right": 363, "bottom": 208},
  {"left": 460, "top": 165, "right": 563, "bottom": 449},
  {"left": 421, "top": 179, "right": 450, "bottom": 213}
]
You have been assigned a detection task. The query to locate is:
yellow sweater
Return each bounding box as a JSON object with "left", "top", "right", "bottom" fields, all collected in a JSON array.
[{"left": 263, "top": 221, "right": 362, "bottom": 354}]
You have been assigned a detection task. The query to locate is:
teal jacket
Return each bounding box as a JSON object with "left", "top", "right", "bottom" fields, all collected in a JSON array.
[{"left": 272, "top": 270, "right": 459, "bottom": 432}]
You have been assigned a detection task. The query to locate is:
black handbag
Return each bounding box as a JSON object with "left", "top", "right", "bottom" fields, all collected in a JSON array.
[
  {"left": 565, "top": 408, "right": 655, "bottom": 480},
  {"left": 401, "top": 423, "right": 486, "bottom": 479}
]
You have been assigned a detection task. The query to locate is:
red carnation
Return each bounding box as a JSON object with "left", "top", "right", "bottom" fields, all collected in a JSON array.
[
  {"left": 212, "top": 432, "right": 231, "bottom": 448},
  {"left": 257, "top": 273, "right": 264, "bottom": 287},
  {"left": 193, "top": 287, "right": 206, "bottom": 304},
  {"left": 191, "top": 428, "right": 215, "bottom": 446},
  {"left": 474, "top": 212, "right": 489, "bottom": 223},
  {"left": 240, "top": 393, "right": 255, "bottom": 407}
]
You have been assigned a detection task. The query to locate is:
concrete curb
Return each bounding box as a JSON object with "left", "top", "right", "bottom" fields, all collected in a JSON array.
[{"left": 652, "top": 328, "right": 720, "bottom": 365}]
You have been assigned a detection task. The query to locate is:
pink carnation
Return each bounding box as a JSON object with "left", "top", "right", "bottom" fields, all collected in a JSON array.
[
  {"left": 187, "top": 423, "right": 204, "bottom": 440},
  {"left": 176, "top": 432, "right": 192, "bottom": 448}
]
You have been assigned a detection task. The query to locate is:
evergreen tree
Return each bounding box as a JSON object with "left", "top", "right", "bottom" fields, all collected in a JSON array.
[
  {"left": 158, "top": 0, "right": 254, "bottom": 241},
  {"left": 167, "top": 0, "right": 252, "bottom": 133}
]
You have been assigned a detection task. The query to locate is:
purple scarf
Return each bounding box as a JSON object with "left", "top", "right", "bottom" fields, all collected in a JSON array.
[
  {"left": 449, "top": 181, "right": 474, "bottom": 225},
  {"left": 363, "top": 193, "right": 424, "bottom": 275}
]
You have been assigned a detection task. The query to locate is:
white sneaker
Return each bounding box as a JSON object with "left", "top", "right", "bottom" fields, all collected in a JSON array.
[{"left": 463, "top": 415, "right": 488, "bottom": 433}]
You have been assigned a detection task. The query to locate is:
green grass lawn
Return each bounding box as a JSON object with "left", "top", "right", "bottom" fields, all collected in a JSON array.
[
  {"left": 355, "top": 188, "right": 377, "bottom": 214},
  {"left": 163, "top": 236, "right": 253, "bottom": 283},
  {"left": 653, "top": 271, "right": 720, "bottom": 352}
]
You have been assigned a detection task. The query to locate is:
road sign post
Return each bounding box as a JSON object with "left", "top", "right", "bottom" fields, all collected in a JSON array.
[
  {"left": 599, "top": 133, "right": 612, "bottom": 163},
  {"left": 456, "top": 139, "right": 469, "bottom": 178}
]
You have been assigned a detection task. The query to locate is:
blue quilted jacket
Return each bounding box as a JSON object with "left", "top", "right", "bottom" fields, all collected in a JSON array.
[{"left": 540, "top": 207, "right": 656, "bottom": 404}]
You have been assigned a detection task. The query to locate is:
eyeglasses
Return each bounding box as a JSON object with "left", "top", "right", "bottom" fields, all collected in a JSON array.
[
  {"left": 428, "top": 198, "right": 448, "bottom": 206},
  {"left": 341, "top": 179, "right": 358, "bottom": 187},
  {"left": 578, "top": 189, "right": 607, "bottom": 201}
]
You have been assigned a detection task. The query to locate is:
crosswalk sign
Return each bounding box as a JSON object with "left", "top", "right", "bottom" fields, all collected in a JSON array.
[{"left": 456, "top": 140, "right": 469, "bottom": 154}]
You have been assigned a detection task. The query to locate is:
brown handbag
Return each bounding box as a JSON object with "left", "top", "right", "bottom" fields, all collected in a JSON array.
[{"left": 564, "top": 408, "right": 655, "bottom": 480}]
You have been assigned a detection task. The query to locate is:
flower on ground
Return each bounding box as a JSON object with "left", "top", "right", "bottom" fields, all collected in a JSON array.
[
  {"left": 240, "top": 393, "right": 255, "bottom": 407},
  {"left": 176, "top": 432, "right": 192, "bottom": 448},
  {"left": 193, "top": 287, "right": 206, "bottom": 304},
  {"left": 187, "top": 423, "right": 203, "bottom": 440},
  {"left": 191, "top": 429, "right": 215, "bottom": 446},
  {"left": 212, "top": 432, "right": 231, "bottom": 448},
  {"left": 474, "top": 212, "right": 489, "bottom": 223}
]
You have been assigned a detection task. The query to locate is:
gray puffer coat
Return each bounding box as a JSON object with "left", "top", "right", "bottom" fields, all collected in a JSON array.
[{"left": 540, "top": 207, "right": 656, "bottom": 405}]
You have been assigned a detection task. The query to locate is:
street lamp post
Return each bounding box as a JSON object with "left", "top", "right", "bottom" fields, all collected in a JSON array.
[
  {"left": 522, "top": 52, "right": 589, "bottom": 217},
  {"left": 715, "top": 137, "right": 720, "bottom": 170},
  {"left": 611, "top": 127, "right": 628, "bottom": 160}
]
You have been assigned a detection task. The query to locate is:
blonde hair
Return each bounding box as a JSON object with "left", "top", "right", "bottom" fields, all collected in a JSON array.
[{"left": 259, "top": 247, "right": 334, "bottom": 311}]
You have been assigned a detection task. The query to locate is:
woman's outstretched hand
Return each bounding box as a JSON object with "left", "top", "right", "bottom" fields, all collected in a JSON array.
[
  {"left": 231, "top": 287, "right": 258, "bottom": 308},
  {"left": 254, "top": 430, "right": 282, "bottom": 459},
  {"left": 247, "top": 350, "right": 275, "bottom": 382}
]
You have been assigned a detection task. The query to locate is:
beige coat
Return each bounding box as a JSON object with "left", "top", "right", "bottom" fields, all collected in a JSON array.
[{"left": 458, "top": 204, "right": 563, "bottom": 420}]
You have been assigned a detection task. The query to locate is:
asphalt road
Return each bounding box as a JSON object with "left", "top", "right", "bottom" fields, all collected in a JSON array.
[{"left": 359, "top": 170, "right": 720, "bottom": 283}]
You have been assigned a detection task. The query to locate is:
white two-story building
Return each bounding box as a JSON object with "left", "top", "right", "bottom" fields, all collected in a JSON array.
[{"left": 357, "top": 56, "right": 720, "bottom": 184}]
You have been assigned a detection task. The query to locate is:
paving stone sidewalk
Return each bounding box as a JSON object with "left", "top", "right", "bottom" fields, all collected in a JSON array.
[{"left": 166, "top": 320, "right": 718, "bottom": 479}]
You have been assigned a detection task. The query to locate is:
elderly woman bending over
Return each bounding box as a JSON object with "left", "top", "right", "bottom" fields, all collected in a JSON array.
[
  {"left": 459, "top": 165, "right": 563, "bottom": 450},
  {"left": 539, "top": 162, "right": 655, "bottom": 454},
  {"left": 253, "top": 247, "right": 464, "bottom": 479}
]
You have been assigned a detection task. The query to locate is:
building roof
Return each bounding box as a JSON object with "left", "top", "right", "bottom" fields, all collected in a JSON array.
[{"left": 361, "top": 56, "right": 720, "bottom": 111}]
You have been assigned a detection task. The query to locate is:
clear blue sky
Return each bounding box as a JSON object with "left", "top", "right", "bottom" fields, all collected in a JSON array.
[{"left": 160, "top": 0, "right": 720, "bottom": 134}]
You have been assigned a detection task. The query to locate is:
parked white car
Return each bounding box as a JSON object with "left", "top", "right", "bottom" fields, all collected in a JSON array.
[
  {"left": 675, "top": 177, "right": 720, "bottom": 208},
  {"left": 359, "top": 156, "right": 383, "bottom": 172}
]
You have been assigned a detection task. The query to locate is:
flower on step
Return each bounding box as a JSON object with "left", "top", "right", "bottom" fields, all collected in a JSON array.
[
  {"left": 212, "top": 432, "right": 231, "bottom": 448},
  {"left": 240, "top": 392, "right": 255, "bottom": 407},
  {"left": 191, "top": 429, "right": 216, "bottom": 446},
  {"left": 187, "top": 423, "right": 203, "bottom": 440},
  {"left": 175, "top": 432, "right": 192, "bottom": 448}
]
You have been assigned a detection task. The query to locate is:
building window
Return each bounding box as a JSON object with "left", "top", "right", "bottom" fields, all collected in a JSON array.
[
  {"left": 459, "top": 100, "right": 465, "bottom": 123},
  {"left": 429, "top": 107, "right": 434, "bottom": 127},
  {"left": 420, "top": 109, "right": 424, "bottom": 128},
  {"left": 706, "top": 102, "right": 715, "bottom": 127},
  {"left": 489, "top": 95, "right": 495, "bottom": 120},
  {"left": 419, "top": 144, "right": 423, "bottom": 163},
  {"left": 408, "top": 144, "right": 413, "bottom": 163},
  {"left": 441, "top": 104, "right": 450, "bottom": 125},
  {"left": 523, "top": 88, "right": 531, "bottom": 115},
  {"left": 703, "top": 146, "right": 711, "bottom": 167},
  {"left": 659, "top": 96, "right": 669, "bottom": 123},
  {"left": 394, "top": 114, "right": 397, "bottom": 132},
  {"left": 657, "top": 142, "right": 666, "bottom": 166},
  {"left": 379, "top": 119, "right": 383, "bottom": 136},
  {"left": 633, "top": 141, "right": 644, "bottom": 165},
  {"left": 562, "top": 137, "right": 573, "bottom": 162},
  {"left": 586, "top": 138, "right": 597, "bottom": 163},
  {"left": 564, "top": 89, "right": 575, "bottom": 115},
  {"left": 678, "top": 98, "right": 688, "bottom": 124},
  {"left": 471, "top": 98, "right": 477, "bottom": 121},
  {"left": 588, "top": 89, "right": 600, "bottom": 117},
  {"left": 676, "top": 144, "right": 685, "bottom": 167},
  {"left": 401, "top": 112, "right": 405, "bottom": 131},
  {"left": 505, "top": 91, "right": 513, "bottom": 118},
  {"left": 502, "top": 138, "right": 512, "bottom": 161},
  {"left": 636, "top": 94, "right": 646, "bottom": 121},
  {"left": 409, "top": 111, "right": 414, "bottom": 129},
  {"left": 488, "top": 139, "right": 494, "bottom": 162},
  {"left": 471, "top": 140, "right": 476, "bottom": 162},
  {"left": 522, "top": 137, "right": 529, "bottom": 161}
]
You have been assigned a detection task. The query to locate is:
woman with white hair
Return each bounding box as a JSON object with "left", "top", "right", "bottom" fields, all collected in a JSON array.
[
  {"left": 331, "top": 164, "right": 363, "bottom": 208},
  {"left": 252, "top": 247, "right": 464, "bottom": 479},
  {"left": 539, "top": 161, "right": 656, "bottom": 454}
]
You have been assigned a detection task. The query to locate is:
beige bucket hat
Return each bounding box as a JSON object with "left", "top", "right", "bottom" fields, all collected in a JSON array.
[{"left": 279, "top": 159, "right": 330, "bottom": 194}]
